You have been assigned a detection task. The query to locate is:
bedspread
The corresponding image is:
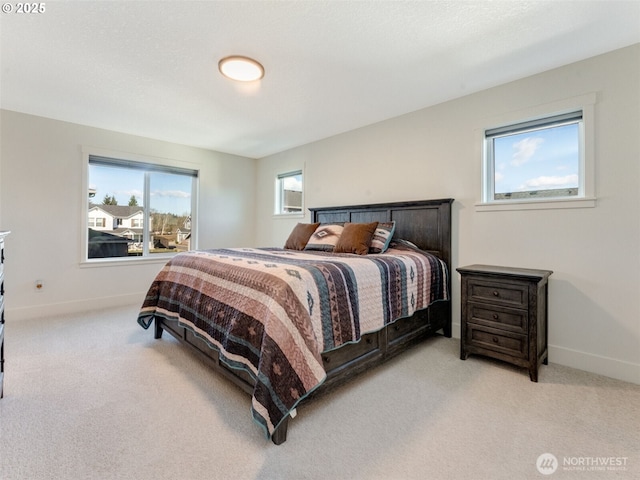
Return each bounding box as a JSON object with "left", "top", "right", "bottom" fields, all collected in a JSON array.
[{"left": 137, "top": 244, "right": 448, "bottom": 439}]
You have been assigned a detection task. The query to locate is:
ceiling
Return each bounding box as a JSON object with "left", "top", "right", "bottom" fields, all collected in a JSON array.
[{"left": 1, "top": 1, "right": 639, "bottom": 159}]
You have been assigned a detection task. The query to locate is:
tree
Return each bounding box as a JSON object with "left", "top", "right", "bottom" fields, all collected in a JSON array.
[
  {"left": 102, "top": 194, "right": 118, "bottom": 205},
  {"left": 128, "top": 195, "right": 139, "bottom": 206}
]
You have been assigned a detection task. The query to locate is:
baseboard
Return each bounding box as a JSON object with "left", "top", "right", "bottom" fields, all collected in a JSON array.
[
  {"left": 7, "top": 293, "right": 144, "bottom": 321},
  {"left": 548, "top": 345, "right": 639, "bottom": 384},
  {"left": 451, "top": 321, "right": 461, "bottom": 339}
]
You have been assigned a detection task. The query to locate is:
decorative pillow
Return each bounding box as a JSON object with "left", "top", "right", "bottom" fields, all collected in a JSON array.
[
  {"left": 390, "top": 238, "right": 421, "bottom": 251},
  {"left": 334, "top": 222, "right": 379, "bottom": 255},
  {"left": 304, "top": 223, "right": 344, "bottom": 252},
  {"left": 369, "top": 221, "right": 396, "bottom": 253},
  {"left": 284, "top": 222, "right": 320, "bottom": 250}
]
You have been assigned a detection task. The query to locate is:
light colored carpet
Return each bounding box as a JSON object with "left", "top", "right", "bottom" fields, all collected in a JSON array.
[{"left": 0, "top": 305, "right": 638, "bottom": 480}]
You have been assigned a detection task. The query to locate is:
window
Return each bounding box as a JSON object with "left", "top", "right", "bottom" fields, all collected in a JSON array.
[
  {"left": 485, "top": 111, "right": 583, "bottom": 202},
  {"left": 85, "top": 154, "right": 198, "bottom": 261},
  {"left": 478, "top": 93, "right": 596, "bottom": 211},
  {"left": 275, "top": 170, "right": 303, "bottom": 215}
]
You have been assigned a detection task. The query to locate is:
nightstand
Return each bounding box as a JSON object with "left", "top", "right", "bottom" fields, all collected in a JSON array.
[{"left": 457, "top": 265, "right": 552, "bottom": 382}]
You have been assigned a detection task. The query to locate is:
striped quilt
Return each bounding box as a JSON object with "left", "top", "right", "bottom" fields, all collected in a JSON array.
[{"left": 137, "top": 243, "right": 448, "bottom": 439}]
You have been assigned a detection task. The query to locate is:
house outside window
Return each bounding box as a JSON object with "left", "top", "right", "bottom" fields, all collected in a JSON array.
[
  {"left": 275, "top": 170, "right": 303, "bottom": 215},
  {"left": 85, "top": 154, "right": 198, "bottom": 260}
]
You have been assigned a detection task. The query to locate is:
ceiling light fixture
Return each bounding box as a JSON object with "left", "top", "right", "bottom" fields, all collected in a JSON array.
[{"left": 218, "top": 56, "right": 265, "bottom": 82}]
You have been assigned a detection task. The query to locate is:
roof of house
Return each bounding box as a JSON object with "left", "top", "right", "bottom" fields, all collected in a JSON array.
[
  {"left": 89, "top": 204, "right": 143, "bottom": 218},
  {"left": 112, "top": 228, "right": 143, "bottom": 235}
]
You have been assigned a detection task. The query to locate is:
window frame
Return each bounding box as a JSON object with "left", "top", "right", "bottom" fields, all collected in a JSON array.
[
  {"left": 81, "top": 148, "right": 199, "bottom": 265},
  {"left": 274, "top": 169, "right": 304, "bottom": 216},
  {"left": 476, "top": 93, "right": 596, "bottom": 212}
]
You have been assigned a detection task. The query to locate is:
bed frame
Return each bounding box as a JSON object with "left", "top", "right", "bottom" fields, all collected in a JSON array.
[{"left": 153, "top": 198, "right": 453, "bottom": 444}]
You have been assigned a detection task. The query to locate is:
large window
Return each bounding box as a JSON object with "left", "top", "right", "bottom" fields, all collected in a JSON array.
[
  {"left": 86, "top": 154, "right": 197, "bottom": 260},
  {"left": 484, "top": 111, "right": 583, "bottom": 202},
  {"left": 275, "top": 170, "right": 303, "bottom": 215}
]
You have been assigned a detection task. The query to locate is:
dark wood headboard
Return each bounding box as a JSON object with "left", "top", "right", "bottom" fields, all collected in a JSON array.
[{"left": 309, "top": 198, "right": 453, "bottom": 271}]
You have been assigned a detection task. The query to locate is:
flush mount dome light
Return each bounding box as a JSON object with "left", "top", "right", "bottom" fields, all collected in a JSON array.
[{"left": 218, "top": 56, "right": 264, "bottom": 82}]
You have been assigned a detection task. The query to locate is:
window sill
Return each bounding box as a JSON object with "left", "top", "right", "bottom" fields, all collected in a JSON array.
[
  {"left": 475, "top": 197, "right": 596, "bottom": 212},
  {"left": 272, "top": 213, "right": 305, "bottom": 219},
  {"left": 80, "top": 254, "right": 176, "bottom": 268}
]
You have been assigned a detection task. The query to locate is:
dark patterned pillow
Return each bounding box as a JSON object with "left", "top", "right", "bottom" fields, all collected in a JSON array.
[
  {"left": 334, "top": 222, "right": 379, "bottom": 255},
  {"left": 369, "top": 221, "right": 396, "bottom": 253},
  {"left": 284, "top": 222, "right": 320, "bottom": 250},
  {"left": 304, "top": 223, "right": 344, "bottom": 252}
]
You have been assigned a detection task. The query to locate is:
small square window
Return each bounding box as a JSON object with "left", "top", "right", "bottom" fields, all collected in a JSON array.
[
  {"left": 275, "top": 170, "right": 303, "bottom": 215},
  {"left": 484, "top": 111, "right": 583, "bottom": 203}
]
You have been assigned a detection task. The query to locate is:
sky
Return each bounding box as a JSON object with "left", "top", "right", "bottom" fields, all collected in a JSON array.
[
  {"left": 493, "top": 123, "right": 579, "bottom": 194},
  {"left": 283, "top": 173, "right": 302, "bottom": 191},
  {"left": 89, "top": 165, "right": 192, "bottom": 215}
]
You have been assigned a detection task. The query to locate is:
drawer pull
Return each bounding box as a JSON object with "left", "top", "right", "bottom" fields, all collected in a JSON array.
[
  {"left": 365, "top": 338, "right": 372, "bottom": 345},
  {"left": 323, "top": 356, "right": 330, "bottom": 363},
  {"left": 492, "top": 337, "right": 499, "bottom": 343},
  {"left": 493, "top": 291, "right": 499, "bottom": 297},
  {"left": 394, "top": 325, "right": 401, "bottom": 331},
  {"left": 493, "top": 314, "right": 499, "bottom": 320}
]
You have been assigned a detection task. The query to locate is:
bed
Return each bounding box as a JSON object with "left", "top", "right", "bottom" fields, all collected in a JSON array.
[{"left": 137, "top": 198, "right": 453, "bottom": 444}]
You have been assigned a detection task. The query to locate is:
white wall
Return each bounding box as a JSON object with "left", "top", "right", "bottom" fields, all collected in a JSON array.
[
  {"left": 255, "top": 45, "right": 640, "bottom": 384},
  {"left": 0, "top": 110, "right": 256, "bottom": 320}
]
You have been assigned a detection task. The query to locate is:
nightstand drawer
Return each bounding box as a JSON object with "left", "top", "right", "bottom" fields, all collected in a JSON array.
[
  {"left": 467, "top": 278, "right": 528, "bottom": 308},
  {"left": 466, "top": 324, "right": 528, "bottom": 359},
  {"left": 467, "top": 303, "right": 527, "bottom": 334}
]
